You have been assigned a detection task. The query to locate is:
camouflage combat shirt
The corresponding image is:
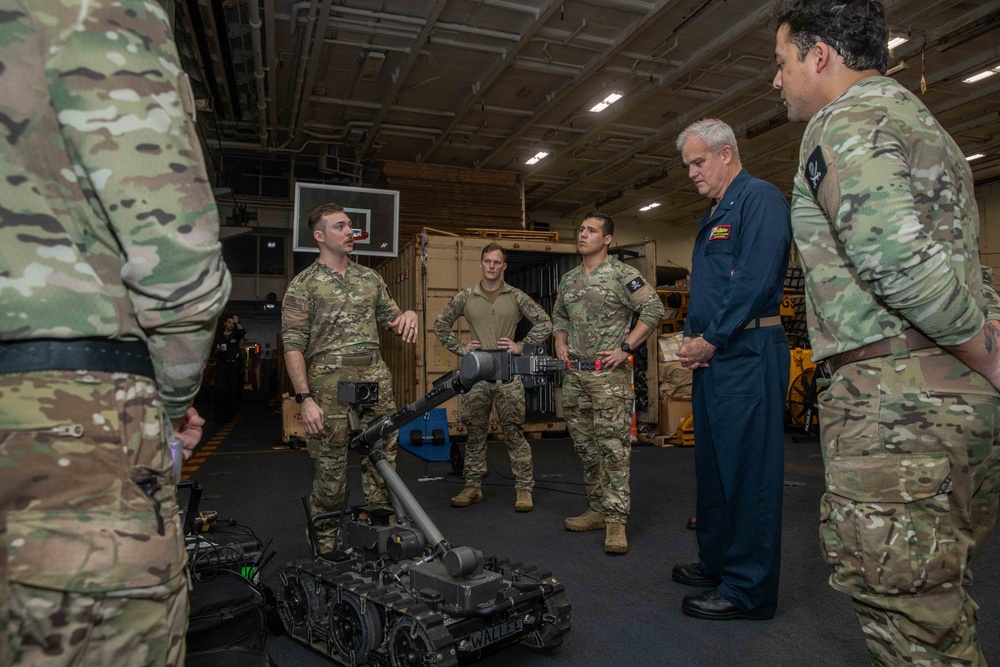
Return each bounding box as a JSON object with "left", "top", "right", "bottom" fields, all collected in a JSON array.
[
  {"left": 281, "top": 260, "right": 403, "bottom": 359},
  {"left": 434, "top": 281, "right": 552, "bottom": 356},
  {"left": 552, "top": 256, "right": 664, "bottom": 359},
  {"left": 0, "top": 0, "right": 231, "bottom": 419},
  {"left": 792, "top": 76, "right": 1000, "bottom": 361}
]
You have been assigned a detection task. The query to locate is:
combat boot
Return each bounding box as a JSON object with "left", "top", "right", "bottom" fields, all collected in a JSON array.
[
  {"left": 515, "top": 489, "right": 534, "bottom": 513},
  {"left": 450, "top": 486, "right": 483, "bottom": 508},
  {"left": 564, "top": 508, "right": 604, "bottom": 532},
  {"left": 604, "top": 523, "right": 628, "bottom": 554}
]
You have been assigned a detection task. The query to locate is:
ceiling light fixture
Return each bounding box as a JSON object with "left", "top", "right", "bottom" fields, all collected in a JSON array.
[
  {"left": 525, "top": 151, "right": 549, "bottom": 165},
  {"left": 887, "top": 36, "right": 909, "bottom": 50},
  {"left": 639, "top": 203, "right": 661, "bottom": 212},
  {"left": 359, "top": 50, "right": 386, "bottom": 82},
  {"left": 963, "top": 65, "right": 1000, "bottom": 84},
  {"left": 966, "top": 153, "right": 986, "bottom": 161},
  {"left": 590, "top": 93, "right": 623, "bottom": 113}
]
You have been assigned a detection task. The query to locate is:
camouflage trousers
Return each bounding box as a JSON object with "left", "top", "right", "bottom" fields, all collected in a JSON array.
[
  {"left": 561, "top": 368, "right": 633, "bottom": 524},
  {"left": 460, "top": 377, "right": 534, "bottom": 490},
  {"left": 307, "top": 358, "right": 398, "bottom": 551},
  {"left": 0, "top": 370, "right": 189, "bottom": 667},
  {"left": 818, "top": 347, "right": 1000, "bottom": 666}
]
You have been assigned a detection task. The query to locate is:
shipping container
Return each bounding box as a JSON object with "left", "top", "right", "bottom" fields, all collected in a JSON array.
[{"left": 376, "top": 231, "right": 660, "bottom": 439}]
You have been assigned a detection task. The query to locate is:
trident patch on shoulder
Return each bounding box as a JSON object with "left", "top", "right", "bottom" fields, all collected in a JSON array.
[{"left": 806, "top": 145, "right": 827, "bottom": 196}]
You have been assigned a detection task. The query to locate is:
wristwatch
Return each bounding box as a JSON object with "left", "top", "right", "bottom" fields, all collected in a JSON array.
[
  {"left": 295, "top": 392, "right": 313, "bottom": 404},
  {"left": 620, "top": 341, "right": 633, "bottom": 354}
]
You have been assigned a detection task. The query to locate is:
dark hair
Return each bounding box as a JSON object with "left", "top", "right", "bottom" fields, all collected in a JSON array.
[
  {"left": 481, "top": 242, "right": 507, "bottom": 262},
  {"left": 307, "top": 203, "right": 345, "bottom": 233},
  {"left": 583, "top": 211, "right": 614, "bottom": 237},
  {"left": 769, "top": 0, "right": 888, "bottom": 75}
]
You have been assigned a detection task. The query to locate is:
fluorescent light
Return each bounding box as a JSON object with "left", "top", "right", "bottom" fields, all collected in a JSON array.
[
  {"left": 964, "top": 67, "right": 999, "bottom": 84},
  {"left": 966, "top": 153, "right": 986, "bottom": 161},
  {"left": 525, "top": 151, "right": 549, "bottom": 165},
  {"left": 590, "top": 93, "right": 623, "bottom": 113},
  {"left": 639, "top": 202, "right": 661, "bottom": 212},
  {"left": 887, "top": 36, "right": 908, "bottom": 50}
]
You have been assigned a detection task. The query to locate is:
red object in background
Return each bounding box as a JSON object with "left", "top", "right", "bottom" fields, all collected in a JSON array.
[{"left": 352, "top": 229, "right": 370, "bottom": 240}]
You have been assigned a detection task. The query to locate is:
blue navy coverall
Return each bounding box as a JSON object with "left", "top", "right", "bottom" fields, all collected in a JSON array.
[{"left": 685, "top": 168, "right": 791, "bottom": 617}]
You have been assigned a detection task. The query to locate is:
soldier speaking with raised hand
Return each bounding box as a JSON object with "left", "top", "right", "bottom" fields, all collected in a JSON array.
[
  {"left": 772, "top": 0, "right": 1000, "bottom": 663},
  {"left": 281, "top": 203, "right": 418, "bottom": 552},
  {"left": 0, "top": 1, "right": 231, "bottom": 665},
  {"left": 552, "top": 212, "right": 664, "bottom": 555}
]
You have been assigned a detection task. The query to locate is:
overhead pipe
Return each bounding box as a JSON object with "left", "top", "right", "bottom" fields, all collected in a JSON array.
[
  {"left": 247, "top": 0, "right": 267, "bottom": 146},
  {"left": 281, "top": 0, "right": 319, "bottom": 148}
]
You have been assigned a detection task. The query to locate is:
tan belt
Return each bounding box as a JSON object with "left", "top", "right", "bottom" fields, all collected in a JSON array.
[
  {"left": 826, "top": 329, "right": 937, "bottom": 374},
  {"left": 314, "top": 353, "right": 378, "bottom": 367},
  {"left": 744, "top": 315, "right": 783, "bottom": 330}
]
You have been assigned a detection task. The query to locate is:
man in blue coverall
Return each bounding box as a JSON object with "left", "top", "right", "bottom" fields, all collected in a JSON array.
[{"left": 671, "top": 119, "right": 791, "bottom": 621}]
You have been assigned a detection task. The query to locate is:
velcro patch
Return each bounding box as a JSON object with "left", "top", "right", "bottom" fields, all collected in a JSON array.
[
  {"left": 626, "top": 277, "right": 645, "bottom": 293},
  {"left": 283, "top": 294, "right": 307, "bottom": 311},
  {"left": 805, "top": 145, "right": 827, "bottom": 196},
  {"left": 709, "top": 225, "right": 730, "bottom": 241}
]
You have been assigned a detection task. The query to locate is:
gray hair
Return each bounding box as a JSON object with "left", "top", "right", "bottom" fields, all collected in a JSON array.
[{"left": 676, "top": 118, "right": 741, "bottom": 162}]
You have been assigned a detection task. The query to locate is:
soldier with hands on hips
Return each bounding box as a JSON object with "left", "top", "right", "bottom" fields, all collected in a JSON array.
[
  {"left": 0, "top": 1, "right": 230, "bottom": 664},
  {"left": 281, "top": 203, "right": 418, "bottom": 552},
  {"left": 772, "top": 0, "right": 1000, "bottom": 662},
  {"left": 434, "top": 243, "right": 552, "bottom": 512},
  {"left": 553, "top": 212, "right": 664, "bottom": 554}
]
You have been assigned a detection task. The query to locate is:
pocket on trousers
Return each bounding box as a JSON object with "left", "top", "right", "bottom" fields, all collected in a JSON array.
[
  {"left": 6, "top": 510, "right": 186, "bottom": 593},
  {"left": 819, "top": 453, "right": 959, "bottom": 597}
]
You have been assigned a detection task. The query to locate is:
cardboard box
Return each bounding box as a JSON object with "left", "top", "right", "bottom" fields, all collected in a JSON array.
[
  {"left": 658, "top": 397, "right": 693, "bottom": 437},
  {"left": 657, "top": 332, "right": 684, "bottom": 362},
  {"left": 281, "top": 394, "right": 307, "bottom": 445}
]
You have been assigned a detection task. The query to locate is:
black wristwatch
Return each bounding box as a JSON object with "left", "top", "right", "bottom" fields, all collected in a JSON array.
[
  {"left": 620, "top": 341, "right": 633, "bottom": 354},
  {"left": 295, "top": 392, "right": 313, "bottom": 404}
]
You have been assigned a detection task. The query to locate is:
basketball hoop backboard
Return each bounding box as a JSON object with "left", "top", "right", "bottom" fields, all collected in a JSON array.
[{"left": 293, "top": 183, "right": 399, "bottom": 257}]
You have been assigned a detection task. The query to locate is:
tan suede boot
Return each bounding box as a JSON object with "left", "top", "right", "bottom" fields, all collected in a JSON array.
[
  {"left": 515, "top": 489, "right": 534, "bottom": 512},
  {"left": 604, "top": 523, "right": 628, "bottom": 554},
  {"left": 450, "top": 486, "right": 483, "bottom": 508},
  {"left": 564, "top": 508, "right": 605, "bottom": 532}
]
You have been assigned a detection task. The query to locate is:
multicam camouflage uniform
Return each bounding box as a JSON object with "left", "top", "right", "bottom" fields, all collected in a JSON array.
[
  {"left": 552, "top": 257, "right": 664, "bottom": 524},
  {"left": 433, "top": 282, "right": 552, "bottom": 490},
  {"left": 793, "top": 76, "right": 1000, "bottom": 666},
  {"left": 281, "top": 260, "right": 402, "bottom": 550},
  {"left": 0, "top": 1, "right": 230, "bottom": 665}
]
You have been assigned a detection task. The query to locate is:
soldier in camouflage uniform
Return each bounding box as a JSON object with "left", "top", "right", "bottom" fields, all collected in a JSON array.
[
  {"left": 672, "top": 119, "right": 791, "bottom": 622},
  {"left": 433, "top": 243, "right": 552, "bottom": 512},
  {"left": 772, "top": 1, "right": 1000, "bottom": 663},
  {"left": 282, "top": 203, "right": 418, "bottom": 552},
  {"left": 0, "top": 2, "right": 231, "bottom": 665},
  {"left": 552, "top": 213, "right": 664, "bottom": 554}
]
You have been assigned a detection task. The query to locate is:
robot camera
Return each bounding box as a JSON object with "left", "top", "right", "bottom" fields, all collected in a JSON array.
[{"left": 337, "top": 381, "right": 379, "bottom": 408}]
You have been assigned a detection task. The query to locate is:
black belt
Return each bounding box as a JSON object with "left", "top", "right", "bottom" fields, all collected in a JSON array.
[{"left": 0, "top": 338, "right": 155, "bottom": 378}]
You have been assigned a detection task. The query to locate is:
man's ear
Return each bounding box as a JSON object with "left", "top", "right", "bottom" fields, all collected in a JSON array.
[{"left": 813, "top": 40, "right": 833, "bottom": 74}]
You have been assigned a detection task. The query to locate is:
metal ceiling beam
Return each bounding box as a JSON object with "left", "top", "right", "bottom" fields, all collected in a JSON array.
[
  {"left": 475, "top": 0, "right": 688, "bottom": 169},
  {"left": 417, "top": 1, "right": 573, "bottom": 164},
  {"left": 288, "top": 0, "right": 336, "bottom": 148},
  {"left": 529, "top": 3, "right": 772, "bottom": 179},
  {"left": 357, "top": 0, "right": 450, "bottom": 159},
  {"left": 531, "top": 2, "right": 1000, "bottom": 214}
]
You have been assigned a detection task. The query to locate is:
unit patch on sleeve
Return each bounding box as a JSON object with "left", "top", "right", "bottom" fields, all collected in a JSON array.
[
  {"left": 626, "top": 277, "right": 645, "bottom": 293},
  {"left": 805, "top": 145, "right": 827, "bottom": 197},
  {"left": 709, "top": 225, "right": 731, "bottom": 241},
  {"left": 283, "top": 294, "right": 307, "bottom": 311}
]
